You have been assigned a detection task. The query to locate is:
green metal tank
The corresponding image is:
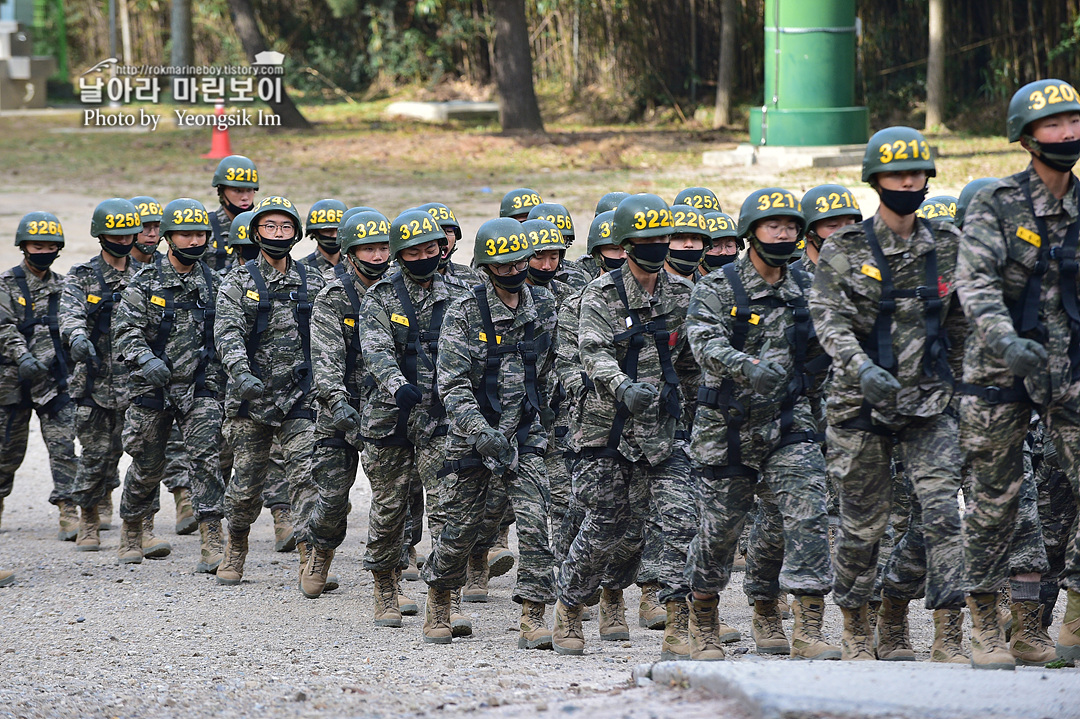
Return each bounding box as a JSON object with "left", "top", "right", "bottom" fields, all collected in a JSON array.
[{"left": 749, "top": 0, "right": 869, "bottom": 146}]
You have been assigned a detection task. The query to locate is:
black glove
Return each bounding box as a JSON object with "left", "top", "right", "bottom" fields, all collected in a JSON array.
[
  {"left": 70, "top": 336, "right": 98, "bottom": 364},
  {"left": 138, "top": 353, "right": 171, "bottom": 388},
  {"left": 1001, "top": 336, "right": 1048, "bottom": 378},
  {"left": 474, "top": 427, "right": 511, "bottom": 463},
  {"left": 235, "top": 372, "right": 265, "bottom": 401},
  {"left": 743, "top": 357, "right": 787, "bottom": 396},
  {"left": 331, "top": 399, "right": 361, "bottom": 431},
  {"left": 858, "top": 361, "right": 901, "bottom": 406},
  {"left": 617, "top": 381, "right": 659, "bottom": 415},
  {"left": 17, "top": 352, "right": 48, "bottom": 381},
  {"left": 394, "top": 383, "right": 423, "bottom": 411}
]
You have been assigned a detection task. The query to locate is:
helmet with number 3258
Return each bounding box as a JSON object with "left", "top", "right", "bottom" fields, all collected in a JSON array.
[{"left": 861, "top": 126, "right": 936, "bottom": 182}]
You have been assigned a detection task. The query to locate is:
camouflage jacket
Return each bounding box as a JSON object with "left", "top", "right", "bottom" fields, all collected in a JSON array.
[
  {"left": 359, "top": 271, "right": 466, "bottom": 445},
  {"left": 215, "top": 254, "right": 326, "bottom": 424},
  {"left": 0, "top": 262, "right": 68, "bottom": 406},
  {"left": 206, "top": 205, "right": 236, "bottom": 273},
  {"left": 576, "top": 267, "right": 697, "bottom": 465},
  {"left": 576, "top": 254, "right": 602, "bottom": 281},
  {"left": 113, "top": 256, "right": 224, "bottom": 410},
  {"left": 686, "top": 255, "right": 824, "bottom": 469},
  {"left": 553, "top": 287, "right": 588, "bottom": 452},
  {"left": 443, "top": 261, "right": 482, "bottom": 286},
  {"left": 810, "top": 214, "right": 964, "bottom": 426},
  {"left": 437, "top": 275, "right": 557, "bottom": 469},
  {"left": 956, "top": 164, "right": 1080, "bottom": 405},
  {"left": 299, "top": 248, "right": 338, "bottom": 281},
  {"left": 555, "top": 260, "right": 590, "bottom": 291},
  {"left": 60, "top": 254, "right": 143, "bottom": 410}
]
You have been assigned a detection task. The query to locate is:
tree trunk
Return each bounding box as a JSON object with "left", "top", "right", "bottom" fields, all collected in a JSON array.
[
  {"left": 925, "top": 0, "right": 945, "bottom": 130},
  {"left": 490, "top": 0, "right": 544, "bottom": 133},
  {"left": 713, "top": 0, "right": 736, "bottom": 128},
  {"left": 170, "top": 0, "right": 193, "bottom": 68},
  {"left": 225, "top": 0, "right": 311, "bottom": 130}
]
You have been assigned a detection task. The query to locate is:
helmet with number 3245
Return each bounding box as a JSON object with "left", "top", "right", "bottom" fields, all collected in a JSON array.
[
  {"left": 1007, "top": 79, "right": 1080, "bottom": 142},
  {"left": 474, "top": 217, "right": 534, "bottom": 267},
  {"left": 861, "top": 126, "right": 936, "bottom": 182}
]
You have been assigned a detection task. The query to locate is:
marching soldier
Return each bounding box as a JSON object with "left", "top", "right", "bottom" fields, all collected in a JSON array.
[
  {"left": 301, "top": 199, "right": 347, "bottom": 276},
  {"left": 207, "top": 155, "right": 259, "bottom": 272}
]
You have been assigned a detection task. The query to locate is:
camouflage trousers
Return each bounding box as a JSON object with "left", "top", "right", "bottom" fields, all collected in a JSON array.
[
  {"left": 404, "top": 471, "right": 424, "bottom": 552},
  {"left": 70, "top": 404, "right": 124, "bottom": 509},
  {"left": 0, "top": 400, "right": 77, "bottom": 505},
  {"left": 304, "top": 416, "right": 361, "bottom": 552},
  {"left": 120, "top": 398, "right": 224, "bottom": 523},
  {"left": 961, "top": 396, "right": 1080, "bottom": 594},
  {"left": 1039, "top": 467, "right": 1078, "bottom": 622},
  {"left": 829, "top": 412, "right": 964, "bottom": 609},
  {"left": 219, "top": 441, "right": 291, "bottom": 510},
  {"left": 423, "top": 450, "right": 555, "bottom": 604},
  {"left": 873, "top": 464, "right": 912, "bottom": 597},
  {"left": 688, "top": 440, "right": 832, "bottom": 599},
  {"left": 222, "top": 416, "right": 314, "bottom": 533},
  {"left": 557, "top": 449, "right": 694, "bottom": 607},
  {"left": 161, "top": 423, "right": 192, "bottom": 492}
]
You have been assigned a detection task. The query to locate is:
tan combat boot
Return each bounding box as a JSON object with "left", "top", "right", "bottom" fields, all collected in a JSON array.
[
  {"left": 299, "top": 546, "right": 334, "bottom": 599},
  {"left": 141, "top": 516, "right": 172, "bottom": 559},
  {"left": 372, "top": 570, "right": 402, "bottom": 628},
  {"left": 875, "top": 596, "right": 915, "bottom": 661},
  {"left": 1056, "top": 588, "right": 1080, "bottom": 662},
  {"left": 0, "top": 569, "right": 13, "bottom": 587},
  {"left": 752, "top": 599, "right": 790, "bottom": 655},
  {"left": 57, "top": 500, "right": 79, "bottom": 541},
  {"left": 520, "top": 600, "right": 553, "bottom": 650},
  {"left": 790, "top": 595, "right": 841, "bottom": 660},
  {"left": 867, "top": 599, "right": 881, "bottom": 633},
  {"left": 75, "top": 504, "right": 101, "bottom": 552},
  {"left": 930, "top": 609, "right": 967, "bottom": 663},
  {"left": 195, "top": 520, "right": 224, "bottom": 574},
  {"left": 967, "top": 593, "right": 1015, "bottom": 670},
  {"left": 396, "top": 568, "right": 418, "bottom": 615},
  {"left": 271, "top": 506, "right": 296, "bottom": 552},
  {"left": 450, "top": 588, "right": 472, "bottom": 637},
  {"left": 839, "top": 604, "right": 875, "bottom": 660},
  {"left": 463, "top": 553, "right": 489, "bottom": 603},
  {"left": 423, "top": 586, "right": 453, "bottom": 644},
  {"left": 216, "top": 527, "right": 249, "bottom": 585},
  {"left": 599, "top": 587, "right": 630, "bottom": 641},
  {"left": 117, "top": 519, "right": 144, "bottom": 565},
  {"left": 552, "top": 600, "right": 585, "bottom": 655},
  {"left": 172, "top": 488, "right": 196, "bottom": 535},
  {"left": 297, "top": 541, "right": 308, "bottom": 581},
  {"left": 660, "top": 599, "right": 691, "bottom": 661},
  {"left": 688, "top": 595, "right": 726, "bottom": 661},
  {"left": 1009, "top": 601, "right": 1055, "bottom": 666},
  {"left": 638, "top": 581, "right": 667, "bottom": 630},
  {"left": 402, "top": 546, "right": 420, "bottom": 582},
  {"left": 488, "top": 525, "right": 515, "bottom": 577},
  {"left": 999, "top": 586, "right": 1014, "bottom": 641},
  {"left": 97, "top": 492, "right": 114, "bottom": 531}
]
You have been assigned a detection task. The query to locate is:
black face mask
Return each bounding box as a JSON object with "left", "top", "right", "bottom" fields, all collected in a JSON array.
[
  {"left": 257, "top": 237, "right": 294, "bottom": 260},
  {"left": 401, "top": 255, "right": 440, "bottom": 282},
  {"left": 134, "top": 241, "right": 158, "bottom": 256},
  {"left": 1030, "top": 137, "right": 1080, "bottom": 173},
  {"left": 101, "top": 238, "right": 134, "bottom": 257},
  {"left": 527, "top": 265, "right": 558, "bottom": 286},
  {"left": 486, "top": 266, "right": 529, "bottom": 293},
  {"left": 702, "top": 253, "right": 736, "bottom": 269},
  {"left": 170, "top": 242, "right": 207, "bottom": 266},
  {"left": 314, "top": 233, "right": 340, "bottom": 254},
  {"left": 667, "top": 248, "right": 704, "bottom": 276},
  {"left": 238, "top": 244, "right": 261, "bottom": 262},
  {"left": 877, "top": 186, "right": 928, "bottom": 216},
  {"left": 353, "top": 256, "right": 389, "bottom": 280},
  {"left": 626, "top": 242, "right": 670, "bottom": 274},
  {"left": 25, "top": 251, "right": 58, "bottom": 270},
  {"left": 750, "top": 237, "right": 798, "bottom": 267},
  {"left": 223, "top": 198, "right": 252, "bottom": 217},
  {"left": 597, "top": 254, "right": 625, "bottom": 272}
]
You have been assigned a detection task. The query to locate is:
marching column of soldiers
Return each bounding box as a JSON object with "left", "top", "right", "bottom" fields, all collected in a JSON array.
[{"left": 2, "top": 80, "right": 1080, "bottom": 670}]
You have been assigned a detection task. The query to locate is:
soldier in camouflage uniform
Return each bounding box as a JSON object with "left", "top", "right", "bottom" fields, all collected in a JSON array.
[
  {"left": 553, "top": 193, "right": 698, "bottom": 660},
  {"left": 214, "top": 196, "right": 325, "bottom": 585},
  {"left": 810, "top": 126, "right": 967, "bottom": 662},
  {"left": 206, "top": 155, "right": 259, "bottom": 273},
  {"left": 683, "top": 188, "right": 836, "bottom": 662},
  {"left": 61, "top": 198, "right": 146, "bottom": 552},
  {"left": 526, "top": 203, "right": 589, "bottom": 288},
  {"left": 300, "top": 211, "right": 392, "bottom": 599},
  {"left": 579, "top": 193, "right": 630, "bottom": 280},
  {"left": 421, "top": 217, "right": 558, "bottom": 649},
  {"left": 113, "top": 199, "right": 225, "bottom": 570},
  {"left": 698, "top": 212, "right": 740, "bottom": 276},
  {"left": 300, "top": 199, "right": 346, "bottom": 277},
  {"left": 955, "top": 79, "right": 1080, "bottom": 667},
  {"left": 500, "top": 188, "right": 545, "bottom": 222},
  {"left": 0, "top": 212, "right": 78, "bottom": 540}
]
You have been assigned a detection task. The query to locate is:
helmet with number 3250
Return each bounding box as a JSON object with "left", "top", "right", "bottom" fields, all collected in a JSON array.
[{"left": 861, "top": 126, "right": 936, "bottom": 182}]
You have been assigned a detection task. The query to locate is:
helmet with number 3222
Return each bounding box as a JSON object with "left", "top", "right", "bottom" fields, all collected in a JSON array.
[
  {"left": 737, "top": 188, "right": 804, "bottom": 239},
  {"left": 613, "top": 194, "right": 673, "bottom": 245},
  {"left": 861, "top": 126, "right": 936, "bottom": 182},
  {"left": 91, "top": 198, "right": 143, "bottom": 237},
  {"left": 474, "top": 218, "right": 534, "bottom": 266},
  {"left": 1007, "top": 79, "right": 1080, "bottom": 142},
  {"left": 161, "top": 198, "right": 212, "bottom": 234}
]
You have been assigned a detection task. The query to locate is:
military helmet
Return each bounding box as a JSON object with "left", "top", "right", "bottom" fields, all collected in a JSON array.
[
  {"left": 670, "top": 204, "right": 711, "bottom": 240},
  {"left": 418, "top": 202, "right": 462, "bottom": 240},
  {"left": 249, "top": 196, "right": 302, "bottom": 240},
  {"left": 161, "top": 198, "right": 212, "bottom": 235},
  {"left": 340, "top": 211, "right": 392, "bottom": 254},
  {"left": 526, "top": 203, "right": 574, "bottom": 242},
  {"left": 955, "top": 177, "right": 998, "bottom": 228},
  {"left": 91, "top": 198, "right": 143, "bottom": 237},
  {"left": 129, "top": 196, "right": 163, "bottom": 223},
  {"left": 499, "top": 188, "right": 544, "bottom": 218},
  {"left": 802, "top": 184, "right": 862, "bottom": 230},
  {"left": 305, "top": 199, "right": 347, "bottom": 233},
  {"left": 229, "top": 210, "right": 255, "bottom": 246},
  {"left": 390, "top": 210, "right": 443, "bottom": 257},
  {"left": 673, "top": 187, "right": 721, "bottom": 212},
  {"left": 613, "top": 193, "right": 674, "bottom": 245},
  {"left": 587, "top": 211, "right": 618, "bottom": 254},
  {"left": 737, "top": 188, "right": 804, "bottom": 238},
  {"left": 522, "top": 218, "right": 566, "bottom": 254},
  {"left": 862, "top": 126, "right": 936, "bottom": 182},
  {"left": 212, "top": 154, "right": 259, "bottom": 189},
  {"left": 342, "top": 206, "right": 378, "bottom": 225},
  {"left": 915, "top": 195, "right": 958, "bottom": 223},
  {"left": 703, "top": 211, "right": 738, "bottom": 241},
  {"left": 1007, "top": 79, "right": 1080, "bottom": 142},
  {"left": 15, "top": 211, "right": 65, "bottom": 248},
  {"left": 595, "top": 191, "right": 630, "bottom": 216},
  {"left": 474, "top": 217, "right": 534, "bottom": 266}
]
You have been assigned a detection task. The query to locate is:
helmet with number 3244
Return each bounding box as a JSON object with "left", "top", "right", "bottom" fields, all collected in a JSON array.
[
  {"left": 474, "top": 217, "right": 534, "bottom": 267},
  {"left": 861, "top": 126, "right": 936, "bottom": 182},
  {"left": 1007, "top": 79, "right": 1080, "bottom": 142}
]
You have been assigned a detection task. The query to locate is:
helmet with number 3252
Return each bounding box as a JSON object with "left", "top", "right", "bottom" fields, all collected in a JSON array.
[
  {"left": 861, "top": 126, "right": 936, "bottom": 182},
  {"left": 673, "top": 187, "right": 721, "bottom": 212},
  {"left": 474, "top": 217, "right": 534, "bottom": 267},
  {"left": 737, "top": 188, "right": 804, "bottom": 238},
  {"left": 161, "top": 198, "right": 212, "bottom": 234},
  {"left": 1007, "top": 79, "right": 1080, "bottom": 142}
]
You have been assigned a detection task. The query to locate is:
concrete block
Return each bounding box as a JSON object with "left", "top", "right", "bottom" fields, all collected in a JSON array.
[{"left": 385, "top": 100, "right": 499, "bottom": 123}]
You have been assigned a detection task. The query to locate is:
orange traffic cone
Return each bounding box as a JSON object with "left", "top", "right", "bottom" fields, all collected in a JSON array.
[{"left": 201, "top": 103, "right": 233, "bottom": 159}]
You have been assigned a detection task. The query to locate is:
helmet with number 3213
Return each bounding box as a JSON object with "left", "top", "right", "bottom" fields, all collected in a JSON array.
[{"left": 861, "top": 126, "right": 936, "bottom": 182}]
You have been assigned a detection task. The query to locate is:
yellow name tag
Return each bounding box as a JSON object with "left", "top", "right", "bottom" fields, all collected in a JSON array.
[
  {"left": 478, "top": 331, "right": 502, "bottom": 344},
  {"left": 226, "top": 246, "right": 234, "bottom": 254},
  {"left": 16, "top": 296, "right": 27, "bottom": 306},
  {"left": 730, "top": 306, "right": 761, "bottom": 325},
  {"left": 150, "top": 295, "right": 167, "bottom": 307},
  {"left": 87, "top": 294, "right": 101, "bottom": 304},
  {"left": 1016, "top": 227, "right": 1041, "bottom": 247},
  {"left": 343, "top": 317, "right": 355, "bottom": 327},
  {"left": 390, "top": 313, "right": 410, "bottom": 327},
  {"left": 860, "top": 264, "right": 882, "bottom": 281},
  {"left": 245, "top": 290, "right": 260, "bottom": 301}
]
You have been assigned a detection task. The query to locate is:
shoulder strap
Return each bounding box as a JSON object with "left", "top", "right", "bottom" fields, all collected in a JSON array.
[
  {"left": 722, "top": 262, "right": 753, "bottom": 353},
  {"left": 339, "top": 277, "right": 365, "bottom": 398},
  {"left": 209, "top": 213, "right": 229, "bottom": 266}
]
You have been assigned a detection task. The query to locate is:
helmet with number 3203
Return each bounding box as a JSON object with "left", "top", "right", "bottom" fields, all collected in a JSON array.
[
  {"left": 161, "top": 198, "right": 212, "bottom": 234},
  {"left": 612, "top": 193, "right": 673, "bottom": 245},
  {"left": 91, "top": 198, "right": 143, "bottom": 237},
  {"left": 473, "top": 217, "right": 535, "bottom": 266},
  {"left": 499, "top": 188, "right": 544, "bottom": 219},
  {"left": 737, "top": 188, "right": 804, "bottom": 239},
  {"left": 1007, "top": 79, "right": 1080, "bottom": 142},
  {"left": 861, "top": 126, "right": 936, "bottom": 182}
]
